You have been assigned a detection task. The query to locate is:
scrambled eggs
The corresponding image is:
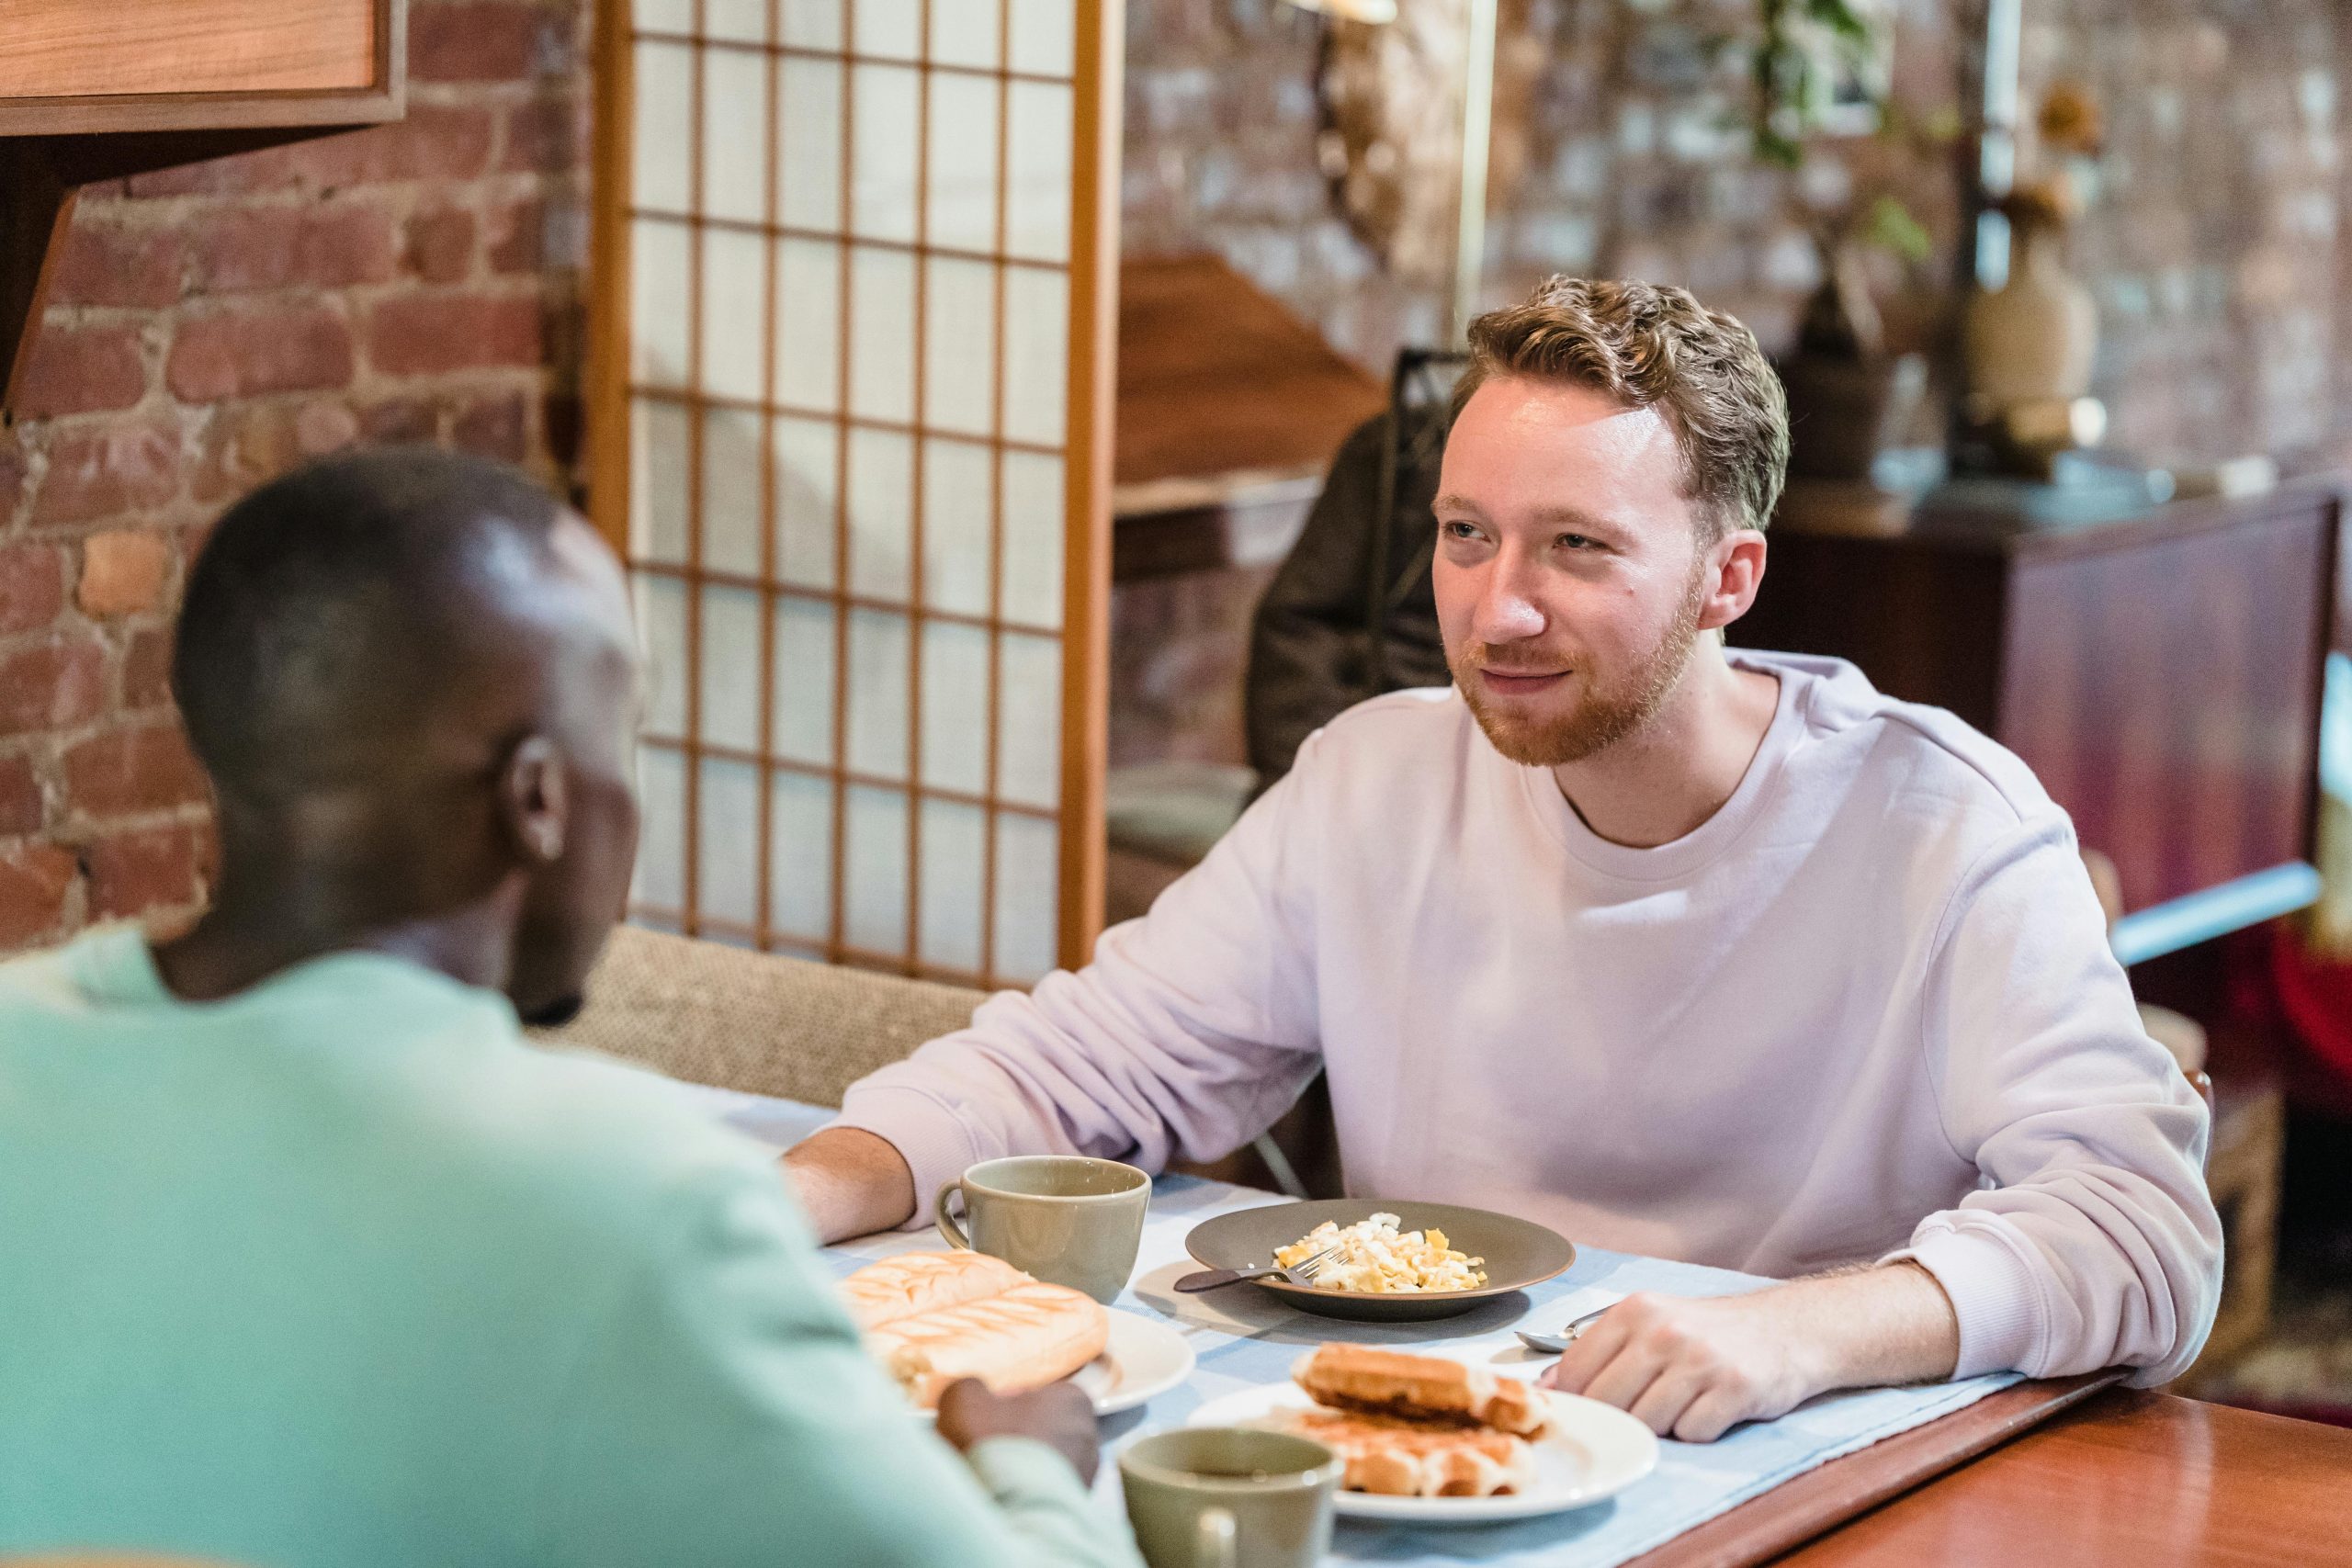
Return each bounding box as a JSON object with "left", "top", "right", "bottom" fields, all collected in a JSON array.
[{"left": 1274, "top": 1212, "right": 1488, "bottom": 1293}]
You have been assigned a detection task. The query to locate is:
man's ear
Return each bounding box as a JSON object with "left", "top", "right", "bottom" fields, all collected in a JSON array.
[
  {"left": 1698, "top": 529, "right": 1768, "bottom": 633},
  {"left": 498, "top": 734, "right": 569, "bottom": 866}
]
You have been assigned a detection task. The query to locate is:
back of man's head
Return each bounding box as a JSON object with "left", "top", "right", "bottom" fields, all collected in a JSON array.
[{"left": 170, "top": 447, "right": 639, "bottom": 1022}]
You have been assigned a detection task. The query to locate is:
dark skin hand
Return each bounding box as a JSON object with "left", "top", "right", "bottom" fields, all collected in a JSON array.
[{"left": 933, "top": 1379, "right": 1102, "bottom": 1485}]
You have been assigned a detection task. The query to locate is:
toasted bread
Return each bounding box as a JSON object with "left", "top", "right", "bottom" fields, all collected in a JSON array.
[
  {"left": 1276, "top": 1407, "right": 1535, "bottom": 1497},
  {"left": 841, "top": 1250, "right": 1031, "bottom": 1331},
  {"left": 844, "top": 1256, "right": 1110, "bottom": 1409},
  {"left": 1295, "top": 1343, "right": 1548, "bottom": 1437}
]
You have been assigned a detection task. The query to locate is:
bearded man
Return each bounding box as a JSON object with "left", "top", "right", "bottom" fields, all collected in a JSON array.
[{"left": 784, "top": 278, "right": 2222, "bottom": 1438}]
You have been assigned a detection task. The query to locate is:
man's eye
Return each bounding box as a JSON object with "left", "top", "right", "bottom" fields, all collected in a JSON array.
[
  {"left": 1558, "top": 533, "right": 1595, "bottom": 550},
  {"left": 1442, "top": 521, "right": 1480, "bottom": 539}
]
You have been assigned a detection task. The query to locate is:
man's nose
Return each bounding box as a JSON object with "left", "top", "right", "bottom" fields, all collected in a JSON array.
[{"left": 1472, "top": 554, "right": 1546, "bottom": 644}]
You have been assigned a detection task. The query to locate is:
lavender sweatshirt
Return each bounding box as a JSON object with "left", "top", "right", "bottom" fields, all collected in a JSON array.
[{"left": 831, "top": 651, "right": 2222, "bottom": 1384}]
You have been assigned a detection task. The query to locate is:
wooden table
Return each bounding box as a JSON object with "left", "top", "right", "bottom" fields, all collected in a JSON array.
[{"left": 1778, "top": 1389, "right": 2352, "bottom": 1565}]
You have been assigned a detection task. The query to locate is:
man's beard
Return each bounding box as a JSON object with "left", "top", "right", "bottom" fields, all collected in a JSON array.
[{"left": 1451, "top": 562, "right": 1710, "bottom": 768}]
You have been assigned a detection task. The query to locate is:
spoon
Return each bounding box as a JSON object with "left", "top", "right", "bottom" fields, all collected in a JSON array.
[{"left": 1513, "top": 1304, "right": 1615, "bottom": 1355}]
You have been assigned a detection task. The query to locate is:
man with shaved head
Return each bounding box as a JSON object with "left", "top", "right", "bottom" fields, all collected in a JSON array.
[{"left": 0, "top": 450, "right": 1138, "bottom": 1568}]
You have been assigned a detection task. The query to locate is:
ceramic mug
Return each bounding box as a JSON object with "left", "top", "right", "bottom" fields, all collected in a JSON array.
[
  {"left": 934, "top": 1155, "right": 1149, "bottom": 1303},
  {"left": 1119, "top": 1427, "right": 1340, "bottom": 1568}
]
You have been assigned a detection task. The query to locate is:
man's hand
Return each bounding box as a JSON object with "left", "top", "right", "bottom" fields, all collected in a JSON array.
[
  {"left": 1541, "top": 1263, "right": 1961, "bottom": 1442},
  {"left": 934, "top": 1378, "right": 1102, "bottom": 1485},
  {"left": 780, "top": 1127, "right": 918, "bottom": 1243}
]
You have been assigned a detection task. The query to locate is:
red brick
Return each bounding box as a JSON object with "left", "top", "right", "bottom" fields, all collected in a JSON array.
[
  {"left": 501, "top": 93, "right": 583, "bottom": 175},
  {"left": 403, "top": 207, "right": 479, "bottom": 283},
  {"left": 48, "top": 221, "right": 184, "bottom": 309},
  {"left": 12, "top": 324, "right": 147, "bottom": 419},
  {"left": 358, "top": 397, "right": 441, "bottom": 444},
  {"left": 83, "top": 822, "right": 208, "bottom": 919},
  {"left": 0, "top": 635, "right": 107, "bottom": 738},
  {"left": 76, "top": 530, "right": 175, "bottom": 619},
  {"left": 64, "top": 721, "right": 209, "bottom": 821},
  {"left": 192, "top": 400, "right": 358, "bottom": 504},
  {"left": 167, "top": 306, "right": 355, "bottom": 402},
  {"left": 126, "top": 107, "right": 497, "bottom": 197},
  {"left": 486, "top": 198, "right": 542, "bottom": 275},
  {"left": 30, "top": 420, "right": 182, "bottom": 528},
  {"left": 187, "top": 203, "right": 398, "bottom": 295},
  {"left": 123, "top": 626, "right": 175, "bottom": 712},
  {"left": 367, "top": 292, "right": 542, "bottom": 376},
  {"left": 0, "top": 543, "right": 67, "bottom": 636},
  {"left": 452, "top": 390, "right": 529, "bottom": 461},
  {"left": 0, "top": 843, "right": 77, "bottom": 949},
  {"left": 0, "top": 437, "right": 25, "bottom": 519},
  {"left": 0, "top": 754, "right": 40, "bottom": 836},
  {"left": 413, "top": 2, "right": 563, "bottom": 83}
]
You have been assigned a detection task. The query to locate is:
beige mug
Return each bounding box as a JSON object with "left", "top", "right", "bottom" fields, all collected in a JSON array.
[
  {"left": 1119, "top": 1427, "right": 1340, "bottom": 1568},
  {"left": 934, "top": 1155, "right": 1150, "bottom": 1304}
]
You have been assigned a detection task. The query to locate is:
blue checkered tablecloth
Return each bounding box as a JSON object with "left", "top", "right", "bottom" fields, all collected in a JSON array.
[{"left": 684, "top": 1084, "right": 2021, "bottom": 1567}]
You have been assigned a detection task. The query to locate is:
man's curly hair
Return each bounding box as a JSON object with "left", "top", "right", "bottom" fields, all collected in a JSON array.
[{"left": 1453, "top": 276, "right": 1790, "bottom": 540}]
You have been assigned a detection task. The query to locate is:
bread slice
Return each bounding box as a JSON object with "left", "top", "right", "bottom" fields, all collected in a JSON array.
[
  {"left": 841, "top": 1250, "right": 1032, "bottom": 1332},
  {"left": 1278, "top": 1408, "right": 1536, "bottom": 1497},
  {"left": 860, "top": 1279, "right": 1110, "bottom": 1408},
  {"left": 1295, "top": 1344, "right": 1548, "bottom": 1437}
]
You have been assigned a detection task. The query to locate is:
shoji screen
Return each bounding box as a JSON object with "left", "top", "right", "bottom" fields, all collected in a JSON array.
[{"left": 590, "top": 0, "right": 1117, "bottom": 987}]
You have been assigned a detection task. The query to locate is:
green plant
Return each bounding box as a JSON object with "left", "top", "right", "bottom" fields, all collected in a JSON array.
[{"left": 1752, "top": 0, "right": 1883, "bottom": 168}]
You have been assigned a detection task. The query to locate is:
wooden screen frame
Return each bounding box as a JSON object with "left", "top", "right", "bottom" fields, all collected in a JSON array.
[{"left": 586, "top": 0, "right": 1121, "bottom": 983}]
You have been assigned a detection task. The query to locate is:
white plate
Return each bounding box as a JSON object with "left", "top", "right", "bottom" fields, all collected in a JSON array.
[
  {"left": 916, "top": 1310, "right": 1195, "bottom": 1418},
  {"left": 1185, "top": 1379, "right": 1658, "bottom": 1523},
  {"left": 1080, "top": 1310, "right": 1197, "bottom": 1415}
]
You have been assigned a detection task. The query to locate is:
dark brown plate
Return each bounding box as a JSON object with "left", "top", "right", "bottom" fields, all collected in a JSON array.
[{"left": 1183, "top": 1200, "right": 1577, "bottom": 1322}]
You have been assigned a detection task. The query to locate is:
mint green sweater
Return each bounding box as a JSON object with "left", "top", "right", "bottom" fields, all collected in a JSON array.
[{"left": 0, "top": 928, "right": 1139, "bottom": 1568}]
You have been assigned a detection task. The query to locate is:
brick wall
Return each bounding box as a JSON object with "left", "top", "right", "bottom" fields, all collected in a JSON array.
[{"left": 0, "top": 0, "right": 590, "bottom": 952}]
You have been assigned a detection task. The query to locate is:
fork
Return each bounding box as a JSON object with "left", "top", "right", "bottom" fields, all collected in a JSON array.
[
  {"left": 1512, "top": 1304, "right": 1616, "bottom": 1354},
  {"left": 1172, "top": 1243, "right": 1340, "bottom": 1293}
]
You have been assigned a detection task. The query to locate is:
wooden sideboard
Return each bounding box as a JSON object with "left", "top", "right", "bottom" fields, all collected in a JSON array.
[{"left": 1736, "top": 481, "right": 2344, "bottom": 963}]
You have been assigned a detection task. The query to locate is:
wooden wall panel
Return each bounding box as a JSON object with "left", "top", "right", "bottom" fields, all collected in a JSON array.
[{"left": 0, "top": 0, "right": 378, "bottom": 100}]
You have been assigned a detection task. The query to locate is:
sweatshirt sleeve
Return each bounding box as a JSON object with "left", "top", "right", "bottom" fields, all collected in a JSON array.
[
  {"left": 542, "top": 1158, "right": 1142, "bottom": 1568},
  {"left": 827, "top": 746, "right": 1332, "bottom": 1215},
  {"left": 1893, "top": 817, "right": 2222, "bottom": 1386}
]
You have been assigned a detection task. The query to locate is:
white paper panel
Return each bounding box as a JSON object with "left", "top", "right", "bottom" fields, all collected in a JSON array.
[
  {"left": 699, "top": 583, "right": 763, "bottom": 751},
  {"left": 918, "top": 796, "right": 986, "bottom": 973},
  {"left": 920, "top": 619, "right": 990, "bottom": 795},
  {"left": 926, "top": 73, "right": 1000, "bottom": 255},
  {"left": 931, "top": 0, "right": 1001, "bottom": 70},
  {"left": 701, "top": 403, "right": 763, "bottom": 577},
  {"left": 846, "top": 245, "right": 917, "bottom": 423},
  {"left": 921, "top": 438, "right": 993, "bottom": 617},
  {"left": 630, "top": 219, "right": 692, "bottom": 387},
  {"left": 768, "top": 771, "right": 833, "bottom": 942},
  {"left": 845, "top": 606, "right": 911, "bottom": 780},
  {"left": 702, "top": 46, "right": 769, "bottom": 223},
  {"left": 992, "top": 811, "right": 1059, "bottom": 983},
  {"left": 999, "top": 450, "right": 1064, "bottom": 630},
  {"left": 629, "top": 400, "right": 692, "bottom": 566},
  {"left": 996, "top": 631, "right": 1060, "bottom": 810},
  {"left": 773, "top": 413, "right": 839, "bottom": 590},
  {"left": 844, "top": 784, "right": 910, "bottom": 955},
  {"left": 922, "top": 257, "right": 996, "bottom": 437},
  {"left": 852, "top": 0, "right": 920, "bottom": 59},
  {"left": 635, "top": 0, "right": 693, "bottom": 34},
  {"left": 849, "top": 63, "right": 920, "bottom": 243},
  {"left": 771, "top": 596, "right": 835, "bottom": 766},
  {"left": 1004, "top": 82, "right": 1072, "bottom": 264},
  {"left": 635, "top": 744, "right": 688, "bottom": 912},
  {"left": 779, "top": 0, "right": 842, "bottom": 50},
  {"left": 636, "top": 572, "right": 689, "bottom": 739},
  {"left": 1007, "top": 0, "right": 1075, "bottom": 80},
  {"left": 1001, "top": 265, "right": 1068, "bottom": 446},
  {"left": 702, "top": 0, "right": 765, "bottom": 43},
  {"left": 696, "top": 756, "right": 762, "bottom": 925},
  {"left": 632, "top": 39, "right": 694, "bottom": 214},
  {"left": 775, "top": 236, "right": 841, "bottom": 414},
  {"left": 845, "top": 427, "right": 913, "bottom": 601},
  {"left": 699, "top": 226, "right": 766, "bottom": 402},
  {"left": 776, "top": 57, "right": 843, "bottom": 234}
]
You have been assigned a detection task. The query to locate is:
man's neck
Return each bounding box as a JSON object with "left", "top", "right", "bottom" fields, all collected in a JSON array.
[
  {"left": 151, "top": 874, "right": 518, "bottom": 1005},
  {"left": 1549, "top": 640, "right": 1781, "bottom": 849}
]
